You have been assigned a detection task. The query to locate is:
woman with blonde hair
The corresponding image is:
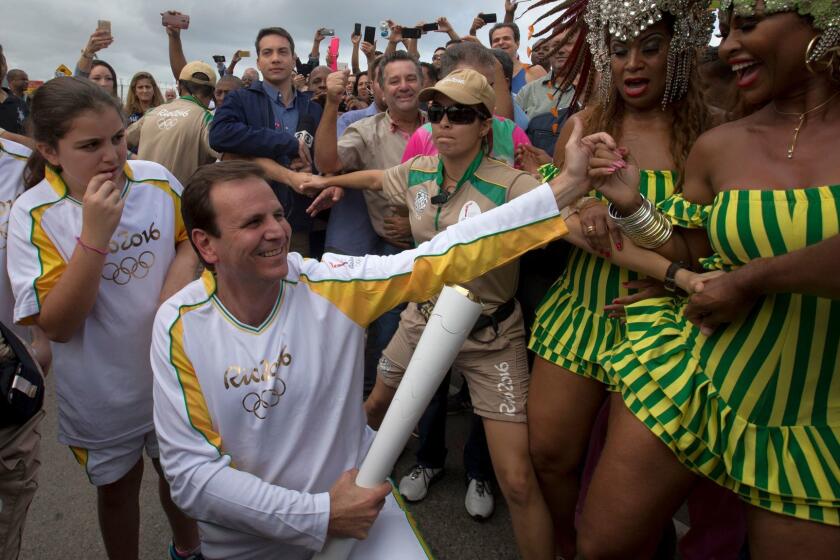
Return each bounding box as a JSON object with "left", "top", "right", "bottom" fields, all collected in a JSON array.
[{"left": 124, "top": 71, "right": 164, "bottom": 124}]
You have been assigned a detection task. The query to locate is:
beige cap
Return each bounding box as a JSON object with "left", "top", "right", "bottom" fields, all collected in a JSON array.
[
  {"left": 418, "top": 68, "right": 495, "bottom": 115},
  {"left": 179, "top": 61, "right": 218, "bottom": 87}
]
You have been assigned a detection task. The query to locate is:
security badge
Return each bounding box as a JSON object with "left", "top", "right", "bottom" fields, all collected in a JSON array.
[{"left": 458, "top": 201, "right": 482, "bottom": 222}]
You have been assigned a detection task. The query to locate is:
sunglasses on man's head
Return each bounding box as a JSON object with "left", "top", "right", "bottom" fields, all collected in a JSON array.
[{"left": 428, "top": 103, "right": 488, "bottom": 125}]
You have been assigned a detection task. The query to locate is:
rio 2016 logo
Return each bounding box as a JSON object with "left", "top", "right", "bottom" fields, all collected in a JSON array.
[
  {"left": 495, "top": 361, "right": 517, "bottom": 416},
  {"left": 101, "top": 251, "right": 155, "bottom": 285},
  {"left": 226, "top": 347, "right": 293, "bottom": 419},
  {"left": 108, "top": 222, "right": 160, "bottom": 254},
  {"left": 224, "top": 347, "right": 293, "bottom": 390},
  {"left": 242, "top": 388, "right": 286, "bottom": 419}
]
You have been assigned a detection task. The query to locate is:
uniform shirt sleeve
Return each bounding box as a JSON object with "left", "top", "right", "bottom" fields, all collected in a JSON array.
[
  {"left": 126, "top": 118, "right": 143, "bottom": 150},
  {"left": 151, "top": 304, "right": 331, "bottom": 551},
  {"left": 299, "top": 183, "right": 567, "bottom": 327},
  {"left": 381, "top": 160, "right": 412, "bottom": 208},
  {"left": 507, "top": 171, "right": 542, "bottom": 201},
  {"left": 7, "top": 200, "right": 65, "bottom": 324},
  {"left": 156, "top": 166, "right": 189, "bottom": 244},
  {"left": 200, "top": 114, "right": 220, "bottom": 163}
]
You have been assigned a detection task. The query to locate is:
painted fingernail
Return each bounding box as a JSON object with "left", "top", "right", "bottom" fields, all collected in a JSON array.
[{"left": 616, "top": 242, "right": 622, "bottom": 250}]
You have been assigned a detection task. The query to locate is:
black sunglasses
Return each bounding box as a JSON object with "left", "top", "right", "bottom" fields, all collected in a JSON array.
[{"left": 428, "top": 103, "right": 487, "bottom": 124}]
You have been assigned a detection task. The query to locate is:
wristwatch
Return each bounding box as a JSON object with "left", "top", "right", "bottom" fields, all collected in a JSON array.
[{"left": 664, "top": 262, "right": 687, "bottom": 296}]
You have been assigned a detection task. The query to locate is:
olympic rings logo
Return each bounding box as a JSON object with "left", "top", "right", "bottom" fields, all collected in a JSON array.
[
  {"left": 101, "top": 251, "right": 156, "bottom": 285},
  {"left": 242, "top": 383, "right": 287, "bottom": 420}
]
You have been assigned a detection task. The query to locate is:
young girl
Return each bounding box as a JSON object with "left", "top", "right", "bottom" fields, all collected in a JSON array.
[{"left": 7, "top": 77, "right": 200, "bottom": 560}]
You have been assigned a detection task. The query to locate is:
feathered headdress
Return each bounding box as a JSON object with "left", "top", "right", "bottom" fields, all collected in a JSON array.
[{"left": 525, "top": 0, "right": 714, "bottom": 109}]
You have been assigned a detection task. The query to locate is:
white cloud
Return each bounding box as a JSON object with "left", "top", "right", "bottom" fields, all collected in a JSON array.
[{"left": 2, "top": 0, "right": 553, "bottom": 94}]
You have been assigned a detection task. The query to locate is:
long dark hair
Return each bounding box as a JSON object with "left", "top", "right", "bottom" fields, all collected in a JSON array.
[
  {"left": 91, "top": 60, "right": 119, "bottom": 98},
  {"left": 24, "top": 77, "right": 125, "bottom": 188}
]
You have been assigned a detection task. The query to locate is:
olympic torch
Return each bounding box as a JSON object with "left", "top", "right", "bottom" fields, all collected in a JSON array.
[{"left": 314, "top": 285, "right": 483, "bottom": 560}]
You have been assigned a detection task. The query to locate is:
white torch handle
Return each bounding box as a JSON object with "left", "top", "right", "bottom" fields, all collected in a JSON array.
[{"left": 314, "top": 285, "right": 483, "bottom": 560}]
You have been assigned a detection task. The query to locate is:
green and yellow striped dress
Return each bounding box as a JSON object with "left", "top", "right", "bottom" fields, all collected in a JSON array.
[
  {"left": 606, "top": 185, "right": 840, "bottom": 525},
  {"left": 529, "top": 170, "right": 676, "bottom": 384}
]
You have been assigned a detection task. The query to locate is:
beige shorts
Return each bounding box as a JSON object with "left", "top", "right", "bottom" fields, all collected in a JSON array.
[
  {"left": 70, "top": 431, "right": 159, "bottom": 486},
  {"left": 379, "top": 301, "right": 530, "bottom": 422},
  {"left": 0, "top": 410, "right": 44, "bottom": 560}
]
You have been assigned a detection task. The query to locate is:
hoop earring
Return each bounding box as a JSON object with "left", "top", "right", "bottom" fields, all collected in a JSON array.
[
  {"left": 806, "top": 35, "right": 825, "bottom": 74},
  {"left": 806, "top": 32, "right": 840, "bottom": 79}
]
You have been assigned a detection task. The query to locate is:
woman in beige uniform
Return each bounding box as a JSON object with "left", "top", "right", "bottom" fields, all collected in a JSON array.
[{"left": 302, "top": 67, "right": 701, "bottom": 560}]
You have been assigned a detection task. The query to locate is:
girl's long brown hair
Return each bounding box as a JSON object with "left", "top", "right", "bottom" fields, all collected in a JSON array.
[{"left": 24, "top": 77, "right": 125, "bottom": 188}]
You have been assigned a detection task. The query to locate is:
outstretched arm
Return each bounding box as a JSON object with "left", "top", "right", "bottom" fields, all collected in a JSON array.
[
  {"left": 504, "top": 0, "right": 517, "bottom": 23},
  {"left": 350, "top": 33, "right": 362, "bottom": 74},
  {"left": 302, "top": 170, "right": 384, "bottom": 193},
  {"left": 309, "top": 29, "right": 325, "bottom": 66},
  {"left": 436, "top": 17, "right": 460, "bottom": 42},
  {"left": 163, "top": 11, "right": 188, "bottom": 81},
  {"left": 313, "top": 71, "right": 350, "bottom": 174},
  {"left": 685, "top": 234, "right": 840, "bottom": 335},
  {"left": 562, "top": 213, "right": 695, "bottom": 292},
  {"left": 226, "top": 51, "right": 242, "bottom": 76},
  {"left": 75, "top": 28, "right": 113, "bottom": 76}
]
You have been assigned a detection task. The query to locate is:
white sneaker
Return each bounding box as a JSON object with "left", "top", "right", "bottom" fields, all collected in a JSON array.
[
  {"left": 398, "top": 465, "right": 444, "bottom": 502},
  {"left": 464, "top": 478, "right": 494, "bottom": 519}
]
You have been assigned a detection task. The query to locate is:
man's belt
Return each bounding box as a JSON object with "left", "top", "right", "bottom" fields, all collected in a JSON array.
[{"left": 417, "top": 298, "right": 516, "bottom": 338}]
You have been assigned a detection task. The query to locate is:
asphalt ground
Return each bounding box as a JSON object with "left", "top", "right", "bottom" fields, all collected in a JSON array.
[{"left": 20, "top": 374, "right": 519, "bottom": 559}]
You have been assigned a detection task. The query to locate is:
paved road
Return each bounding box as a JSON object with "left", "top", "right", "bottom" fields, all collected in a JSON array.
[{"left": 20, "top": 375, "right": 519, "bottom": 559}]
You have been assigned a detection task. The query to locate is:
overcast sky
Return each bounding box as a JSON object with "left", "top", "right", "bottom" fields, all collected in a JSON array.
[{"left": 2, "top": 0, "right": 556, "bottom": 93}]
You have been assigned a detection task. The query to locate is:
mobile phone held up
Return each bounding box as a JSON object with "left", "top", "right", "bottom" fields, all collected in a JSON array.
[
  {"left": 161, "top": 12, "right": 190, "bottom": 30},
  {"left": 97, "top": 20, "right": 111, "bottom": 33},
  {"left": 296, "top": 61, "right": 313, "bottom": 77},
  {"left": 319, "top": 27, "right": 335, "bottom": 36},
  {"left": 354, "top": 23, "right": 362, "bottom": 36},
  {"left": 479, "top": 13, "right": 498, "bottom": 23},
  {"left": 422, "top": 22, "right": 439, "bottom": 32},
  {"left": 363, "top": 26, "right": 376, "bottom": 44},
  {"left": 402, "top": 27, "right": 422, "bottom": 39},
  {"left": 212, "top": 55, "right": 226, "bottom": 64}
]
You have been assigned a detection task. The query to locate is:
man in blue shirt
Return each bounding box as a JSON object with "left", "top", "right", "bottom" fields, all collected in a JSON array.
[
  {"left": 325, "top": 56, "right": 387, "bottom": 258},
  {"left": 210, "top": 27, "right": 323, "bottom": 253}
]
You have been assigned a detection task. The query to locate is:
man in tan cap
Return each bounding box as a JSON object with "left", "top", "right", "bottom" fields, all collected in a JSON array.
[{"left": 126, "top": 61, "right": 219, "bottom": 185}]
